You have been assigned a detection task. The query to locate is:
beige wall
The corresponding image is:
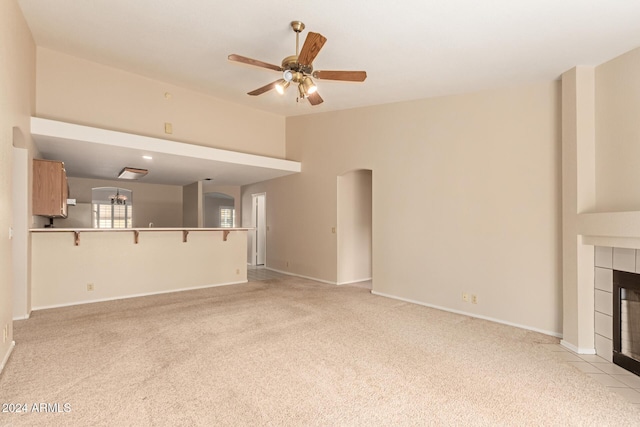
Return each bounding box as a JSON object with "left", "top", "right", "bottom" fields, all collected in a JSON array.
[
  {"left": 54, "top": 177, "right": 183, "bottom": 228},
  {"left": 31, "top": 230, "right": 247, "bottom": 309},
  {"left": 12, "top": 147, "right": 31, "bottom": 320},
  {"left": 1, "top": 0, "right": 36, "bottom": 367},
  {"left": 244, "top": 81, "right": 562, "bottom": 335},
  {"left": 595, "top": 47, "right": 640, "bottom": 211},
  {"left": 35, "top": 48, "right": 286, "bottom": 158}
]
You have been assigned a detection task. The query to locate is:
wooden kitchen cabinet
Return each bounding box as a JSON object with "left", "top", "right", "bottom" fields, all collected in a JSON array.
[{"left": 33, "top": 159, "right": 68, "bottom": 218}]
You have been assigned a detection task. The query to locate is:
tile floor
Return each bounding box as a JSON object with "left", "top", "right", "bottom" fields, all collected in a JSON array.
[
  {"left": 247, "top": 265, "right": 291, "bottom": 282},
  {"left": 542, "top": 343, "right": 640, "bottom": 407},
  {"left": 247, "top": 267, "right": 373, "bottom": 289},
  {"left": 345, "top": 279, "right": 373, "bottom": 290}
]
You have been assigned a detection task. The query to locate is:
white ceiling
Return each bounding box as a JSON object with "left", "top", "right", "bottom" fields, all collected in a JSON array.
[
  {"left": 17, "top": 0, "right": 640, "bottom": 118},
  {"left": 16, "top": 1, "right": 640, "bottom": 186}
]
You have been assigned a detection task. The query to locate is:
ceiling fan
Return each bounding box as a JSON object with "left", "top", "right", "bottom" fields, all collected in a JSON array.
[{"left": 228, "top": 21, "right": 367, "bottom": 106}]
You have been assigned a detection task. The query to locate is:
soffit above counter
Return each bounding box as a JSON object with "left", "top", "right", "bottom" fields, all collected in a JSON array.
[{"left": 30, "top": 117, "right": 300, "bottom": 186}]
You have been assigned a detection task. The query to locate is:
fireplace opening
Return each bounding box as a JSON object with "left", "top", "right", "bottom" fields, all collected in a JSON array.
[{"left": 613, "top": 270, "right": 640, "bottom": 376}]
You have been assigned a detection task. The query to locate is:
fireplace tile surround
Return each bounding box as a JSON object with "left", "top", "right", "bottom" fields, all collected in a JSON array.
[{"left": 594, "top": 246, "right": 640, "bottom": 368}]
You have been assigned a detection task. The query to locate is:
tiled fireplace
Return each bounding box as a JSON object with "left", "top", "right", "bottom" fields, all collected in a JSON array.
[
  {"left": 613, "top": 270, "right": 640, "bottom": 376},
  {"left": 594, "top": 246, "right": 640, "bottom": 376}
]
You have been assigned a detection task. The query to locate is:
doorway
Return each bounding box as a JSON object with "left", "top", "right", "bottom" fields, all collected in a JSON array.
[
  {"left": 337, "top": 170, "right": 373, "bottom": 286},
  {"left": 251, "top": 193, "right": 266, "bottom": 266}
]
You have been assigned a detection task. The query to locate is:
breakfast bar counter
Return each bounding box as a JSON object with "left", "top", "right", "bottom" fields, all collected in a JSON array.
[{"left": 30, "top": 228, "right": 249, "bottom": 310}]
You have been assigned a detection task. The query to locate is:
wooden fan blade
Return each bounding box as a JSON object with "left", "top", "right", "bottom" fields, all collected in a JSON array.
[
  {"left": 298, "top": 32, "right": 327, "bottom": 66},
  {"left": 313, "top": 70, "right": 367, "bottom": 82},
  {"left": 247, "top": 80, "right": 280, "bottom": 96},
  {"left": 228, "top": 54, "right": 283, "bottom": 72},
  {"left": 307, "top": 91, "right": 324, "bottom": 106}
]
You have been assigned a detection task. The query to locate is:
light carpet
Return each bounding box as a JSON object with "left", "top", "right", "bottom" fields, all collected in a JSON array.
[{"left": 1, "top": 277, "right": 639, "bottom": 426}]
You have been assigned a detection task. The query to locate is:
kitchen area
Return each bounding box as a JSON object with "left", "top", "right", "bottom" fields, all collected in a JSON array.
[{"left": 18, "top": 118, "right": 300, "bottom": 314}]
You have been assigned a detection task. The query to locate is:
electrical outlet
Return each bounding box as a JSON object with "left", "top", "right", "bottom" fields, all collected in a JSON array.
[
  {"left": 471, "top": 294, "right": 478, "bottom": 304},
  {"left": 462, "top": 293, "right": 469, "bottom": 302},
  {"left": 331, "top": 227, "right": 336, "bottom": 234},
  {"left": 164, "top": 122, "right": 173, "bottom": 134},
  {"left": 87, "top": 283, "right": 94, "bottom": 291},
  {"left": 236, "top": 268, "right": 240, "bottom": 275},
  {"left": 286, "top": 261, "right": 289, "bottom": 267}
]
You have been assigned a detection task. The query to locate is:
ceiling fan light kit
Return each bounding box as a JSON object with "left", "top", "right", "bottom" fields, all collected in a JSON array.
[
  {"left": 302, "top": 76, "right": 317, "bottom": 95},
  {"left": 275, "top": 79, "right": 290, "bottom": 94},
  {"left": 228, "top": 21, "right": 367, "bottom": 106}
]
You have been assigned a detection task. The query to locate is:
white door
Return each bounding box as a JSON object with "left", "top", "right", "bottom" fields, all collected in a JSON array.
[{"left": 252, "top": 193, "right": 266, "bottom": 265}]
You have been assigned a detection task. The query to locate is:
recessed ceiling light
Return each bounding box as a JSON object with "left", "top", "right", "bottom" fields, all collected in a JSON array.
[{"left": 142, "top": 155, "right": 153, "bottom": 160}]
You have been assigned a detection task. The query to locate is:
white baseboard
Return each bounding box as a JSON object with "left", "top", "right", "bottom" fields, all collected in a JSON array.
[
  {"left": 265, "top": 267, "right": 337, "bottom": 285},
  {"left": 32, "top": 280, "right": 248, "bottom": 311},
  {"left": 1, "top": 341, "right": 15, "bottom": 375},
  {"left": 560, "top": 340, "right": 596, "bottom": 355},
  {"left": 13, "top": 312, "right": 31, "bottom": 321},
  {"left": 371, "top": 290, "right": 563, "bottom": 339}
]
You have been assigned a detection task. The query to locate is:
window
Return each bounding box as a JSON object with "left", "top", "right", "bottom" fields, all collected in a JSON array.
[
  {"left": 219, "top": 206, "right": 235, "bottom": 228},
  {"left": 92, "top": 187, "right": 133, "bottom": 229}
]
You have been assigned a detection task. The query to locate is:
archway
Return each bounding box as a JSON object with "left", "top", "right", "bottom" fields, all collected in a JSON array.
[{"left": 203, "top": 192, "right": 235, "bottom": 228}]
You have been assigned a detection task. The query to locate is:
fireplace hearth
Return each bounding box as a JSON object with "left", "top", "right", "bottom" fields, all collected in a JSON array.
[{"left": 613, "top": 270, "right": 640, "bottom": 376}]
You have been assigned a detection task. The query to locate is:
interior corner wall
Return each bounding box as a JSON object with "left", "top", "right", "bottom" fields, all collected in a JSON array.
[
  {"left": 1, "top": 0, "right": 36, "bottom": 367},
  {"left": 250, "top": 81, "right": 562, "bottom": 334},
  {"left": 595, "top": 47, "right": 640, "bottom": 211},
  {"left": 35, "top": 47, "right": 286, "bottom": 158}
]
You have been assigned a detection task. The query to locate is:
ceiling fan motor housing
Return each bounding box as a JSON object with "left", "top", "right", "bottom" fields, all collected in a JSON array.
[{"left": 281, "top": 55, "right": 313, "bottom": 75}]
